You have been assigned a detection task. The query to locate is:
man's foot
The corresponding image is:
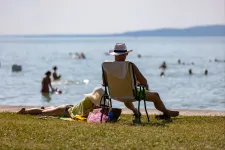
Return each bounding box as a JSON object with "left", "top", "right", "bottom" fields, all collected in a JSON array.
[
  {"left": 167, "top": 110, "right": 179, "bottom": 117},
  {"left": 17, "top": 108, "right": 26, "bottom": 114},
  {"left": 155, "top": 114, "right": 169, "bottom": 119},
  {"left": 132, "top": 112, "right": 142, "bottom": 124},
  {"left": 155, "top": 114, "right": 172, "bottom": 122}
]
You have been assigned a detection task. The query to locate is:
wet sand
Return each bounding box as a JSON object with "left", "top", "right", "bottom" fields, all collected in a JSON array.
[{"left": 0, "top": 105, "right": 224, "bottom": 116}]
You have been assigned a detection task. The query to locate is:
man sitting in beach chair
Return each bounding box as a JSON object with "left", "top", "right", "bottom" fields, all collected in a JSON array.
[{"left": 102, "top": 43, "right": 179, "bottom": 123}]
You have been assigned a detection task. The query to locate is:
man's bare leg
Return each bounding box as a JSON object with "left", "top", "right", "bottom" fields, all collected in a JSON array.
[
  {"left": 145, "top": 91, "right": 179, "bottom": 117},
  {"left": 124, "top": 102, "right": 142, "bottom": 124},
  {"left": 124, "top": 102, "right": 139, "bottom": 115}
]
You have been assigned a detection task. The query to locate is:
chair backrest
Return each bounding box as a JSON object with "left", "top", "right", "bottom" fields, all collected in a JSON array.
[{"left": 102, "top": 61, "right": 137, "bottom": 102}]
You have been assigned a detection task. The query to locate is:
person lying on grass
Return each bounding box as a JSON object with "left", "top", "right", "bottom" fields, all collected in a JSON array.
[{"left": 18, "top": 87, "right": 104, "bottom": 118}]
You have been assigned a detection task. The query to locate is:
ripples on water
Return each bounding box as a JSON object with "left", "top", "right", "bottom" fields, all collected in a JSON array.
[{"left": 0, "top": 37, "right": 224, "bottom": 110}]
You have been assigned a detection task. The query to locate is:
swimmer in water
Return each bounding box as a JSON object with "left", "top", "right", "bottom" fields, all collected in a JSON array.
[
  {"left": 189, "top": 69, "right": 193, "bottom": 75},
  {"left": 160, "top": 72, "right": 165, "bottom": 77},
  {"left": 41, "top": 71, "right": 56, "bottom": 93},
  {"left": 80, "top": 52, "right": 86, "bottom": 59},
  {"left": 137, "top": 54, "right": 142, "bottom": 58},
  {"left": 204, "top": 69, "right": 208, "bottom": 76},
  {"left": 159, "top": 61, "right": 167, "bottom": 70},
  {"left": 52, "top": 66, "right": 61, "bottom": 80}
]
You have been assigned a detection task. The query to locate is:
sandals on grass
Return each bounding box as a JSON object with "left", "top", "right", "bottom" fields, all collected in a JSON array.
[{"left": 155, "top": 114, "right": 172, "bottom": 122}]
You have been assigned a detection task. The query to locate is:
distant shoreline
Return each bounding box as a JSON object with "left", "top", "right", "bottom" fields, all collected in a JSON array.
[{"left": 0, "top": 24, "right": 225, "bottom": 37}]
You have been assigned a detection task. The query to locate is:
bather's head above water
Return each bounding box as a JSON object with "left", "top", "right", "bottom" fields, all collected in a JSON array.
[
  {"left": 45, "top": 71, "right": 51, "bottom": 77},
  {"left": 53, "top": 66, "right": 57, "bottom": 71}
]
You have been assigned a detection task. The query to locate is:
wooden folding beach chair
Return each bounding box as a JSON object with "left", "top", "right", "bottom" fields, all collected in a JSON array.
[{"left": 101, "top": 61, "right": 149, "bottom": 123}]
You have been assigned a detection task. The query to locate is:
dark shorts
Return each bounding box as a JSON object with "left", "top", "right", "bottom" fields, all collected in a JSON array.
[
  {"left": 136, "top": 88, "right": 146, "bottom": 100},
  {"left": 63, "top": 105, "right": 73, "bottom": 117}
]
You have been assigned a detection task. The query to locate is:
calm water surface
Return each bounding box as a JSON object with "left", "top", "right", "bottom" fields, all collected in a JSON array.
[{"left": 0, "top": 37, "right": 224, "bottom": 110}]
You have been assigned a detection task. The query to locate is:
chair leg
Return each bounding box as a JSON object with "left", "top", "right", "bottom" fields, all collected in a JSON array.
[
  {"left": 109, "top": 98, "right": 112, "bottom": 108},
  {"left": 138, "top": 100, "right": 141, "bottom": 122},
  {"left": 143, "top": 99, "right": 150, "bottom": 122},
  {"left": 100, "top": 107, "right": 104, "bottom": 123},
  {"left": 100, "top": 94, "right": 107, "bottom": 123}
]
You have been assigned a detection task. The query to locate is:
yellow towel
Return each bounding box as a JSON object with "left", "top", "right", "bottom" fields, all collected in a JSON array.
[
  {"left": 73, "top": 115, "right": 87, "bottom": 121},
  {"left": 60, "top": 115, "right": 87, "bottom": 122}
]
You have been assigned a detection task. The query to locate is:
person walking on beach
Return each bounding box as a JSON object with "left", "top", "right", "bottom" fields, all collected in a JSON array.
[
  {"left": 106, "top": 43, "right": 179, "bottom": 123},
  {"left": 52, "top": 66, "right": 61, "bottom": 80},
  {"left": 41, "top": 71, "right": 56, "bottom": 93}
]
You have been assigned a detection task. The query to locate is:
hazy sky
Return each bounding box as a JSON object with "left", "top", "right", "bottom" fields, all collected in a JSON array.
[{"left": 0, "top": 0, "right": 224, "bottom": 35}]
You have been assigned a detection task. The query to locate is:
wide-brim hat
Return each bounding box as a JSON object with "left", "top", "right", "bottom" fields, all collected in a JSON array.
[
  {"left": 84, "top": 87, "right": 105, "bottom": 106},
  {"left": 109, "top": 43, "right": 133, "bottom": 56}
]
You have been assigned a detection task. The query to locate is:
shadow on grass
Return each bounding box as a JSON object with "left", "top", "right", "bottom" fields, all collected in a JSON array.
[
  {"left": 15, "top": 113, "right": 178, "bottom": 128},
  {"left": 118, "top": 120, "right": 172, "bottom": 127},
  {"left": 118, "top": 118, "right": 174, "bottom": 127},
  {"left": 116, "top": 114, "right": 178, "bottom": 127}
]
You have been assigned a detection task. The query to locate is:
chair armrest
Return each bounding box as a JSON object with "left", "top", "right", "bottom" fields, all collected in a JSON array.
[{"left": 137, "top": 84, "right": 146, "bottom": 89}]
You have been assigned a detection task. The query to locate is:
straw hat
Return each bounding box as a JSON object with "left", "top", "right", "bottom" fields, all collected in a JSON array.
[
  {"left": 84, "top": 87, "right": 105, "bottom": 106},
  {"left": 109, "top": 43, "right": 133, "bottom": 56}
]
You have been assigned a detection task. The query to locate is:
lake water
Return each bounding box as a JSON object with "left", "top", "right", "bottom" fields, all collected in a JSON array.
[{"left": 0, "top": 36, "right": 224, "bottom": 110}]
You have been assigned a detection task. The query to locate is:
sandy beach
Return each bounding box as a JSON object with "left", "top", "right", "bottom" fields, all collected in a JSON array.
[{"left": 0, "top": 105, "right": 224, "bottom": 116}]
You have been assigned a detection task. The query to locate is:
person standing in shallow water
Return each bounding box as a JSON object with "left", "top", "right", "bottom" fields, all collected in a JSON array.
[
  {"left": 41, "top": 71, "right": 56, "bottom": 93},
  {"left": 52, "top": 66, "right": 61, "bottom": 80}
]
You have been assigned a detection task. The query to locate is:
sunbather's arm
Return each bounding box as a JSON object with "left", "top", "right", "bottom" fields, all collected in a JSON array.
[{"left": 132, "top": 63, "right": 149, "bottom": 90}]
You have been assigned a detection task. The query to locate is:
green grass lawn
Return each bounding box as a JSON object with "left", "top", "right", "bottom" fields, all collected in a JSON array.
[{"left": 0, "top": 113, "right": 224, "bottom": 150}]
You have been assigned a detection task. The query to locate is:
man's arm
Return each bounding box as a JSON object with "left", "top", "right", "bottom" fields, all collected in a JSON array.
[{"left": 132, "top": 63, "right": 149, "bottom": 90}]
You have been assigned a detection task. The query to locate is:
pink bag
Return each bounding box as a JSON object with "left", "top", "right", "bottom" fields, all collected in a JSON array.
[{"left": 87, "top": 108, "right": 109, "bottom": 123}]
